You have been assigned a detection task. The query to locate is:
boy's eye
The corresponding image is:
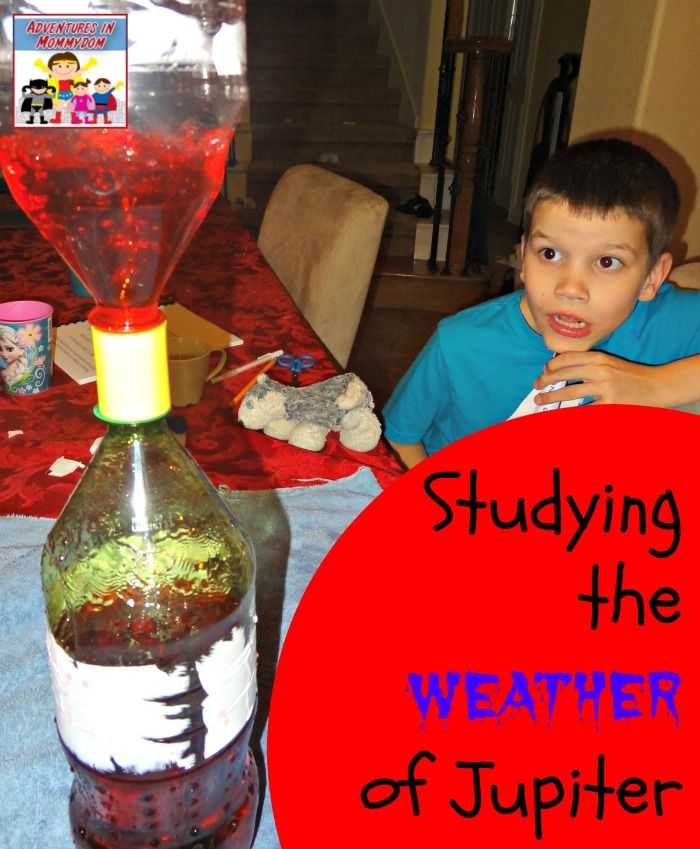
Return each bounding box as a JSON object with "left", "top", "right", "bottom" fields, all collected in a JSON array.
[
  {"left": 597, "top": 256, "right": 622, "bottom": 270},
  {"left": 539, "top": 247, "right": 561, "bottom": 261}
]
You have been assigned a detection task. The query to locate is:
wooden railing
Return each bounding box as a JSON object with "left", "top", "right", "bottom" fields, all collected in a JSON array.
[{"left": 429, "top": 1, "right": 512, "bottom": 277}]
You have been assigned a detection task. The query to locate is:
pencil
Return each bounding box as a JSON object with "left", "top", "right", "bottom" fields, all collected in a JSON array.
[
  {"left": 211, "top": 348, "right": 284, "bottom": 384},
  {"left": 233, "top": 359, "right": 276, "bottom": 404}
]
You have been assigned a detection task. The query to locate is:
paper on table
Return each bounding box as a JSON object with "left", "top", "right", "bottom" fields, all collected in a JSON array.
[
  {"left": 54, "top": 304, "right": 243, "bottom": 385},
  {"left": 54, "top": 321, "right": 97, "bottom": 385},
  {"left": 161, "top": 303, "right": 243, "bottom": 349}
]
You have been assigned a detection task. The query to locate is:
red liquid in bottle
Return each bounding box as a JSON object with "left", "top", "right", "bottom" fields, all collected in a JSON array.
[
  {"left": 0, "top": 125, "right": 231, "bottom": 330},
  {"left": 66, "top": 716, "right": 258, "bottom": 849},
  {"left": 49, "top": 587, "right": 259, "bottom": 848}
]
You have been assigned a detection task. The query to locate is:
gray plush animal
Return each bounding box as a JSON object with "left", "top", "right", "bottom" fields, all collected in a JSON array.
[{"left": 238, "top": 373, "right": 382, "bottom": 452}]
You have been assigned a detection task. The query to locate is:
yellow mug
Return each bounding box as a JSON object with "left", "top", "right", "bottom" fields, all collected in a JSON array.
[{"left": 167, "top": 336, "right": 227, "bottom": 407}]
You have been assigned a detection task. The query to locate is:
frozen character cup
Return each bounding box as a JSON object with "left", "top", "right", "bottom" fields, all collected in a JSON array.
[{"left": 0, "top": 300, "right": 53, "bottom": 394}]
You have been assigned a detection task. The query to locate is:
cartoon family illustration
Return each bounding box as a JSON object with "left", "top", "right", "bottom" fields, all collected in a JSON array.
[
  {"left": 19, "top": 52, "right": 124, "bottom": 125},
  {"left": 0, "top": 323, "right": 48, "bottom": 394}
]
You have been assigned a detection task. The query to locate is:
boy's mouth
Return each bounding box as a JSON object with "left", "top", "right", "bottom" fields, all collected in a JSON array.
[{"left": 548, "top": 312, "right": 591, "bottom": 338}]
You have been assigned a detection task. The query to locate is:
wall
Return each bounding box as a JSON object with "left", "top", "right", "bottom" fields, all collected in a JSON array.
[
  {"left": 496, "top": 0, "right": 589, "bottom": 221},
  {"left": 571, "top": 0, "right": 700, "bottom": 261},
  {"left": 418, "top": 1, "right": 450, "bottom": 130},
  {"left": 372, "top": 0, "right": 442, "bottom": 128},
  {"left": 519, "top": 0, "right": 590, "bottom": 169}
]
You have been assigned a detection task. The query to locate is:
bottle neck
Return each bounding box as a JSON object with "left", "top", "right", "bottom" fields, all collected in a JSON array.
[
  {"left": 101, "top": 417, "right": 169, "bottom": 440},
  {"left": 91, "top": 317, "right": 171, "bottom": 424}
]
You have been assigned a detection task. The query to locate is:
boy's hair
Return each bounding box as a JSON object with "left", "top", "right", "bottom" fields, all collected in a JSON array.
[
  {"left": 94, "top": 78, "right": 111, "bottom": 86},
  {"left": 523, "top": 138, "right": 680, "bottom": 265}
]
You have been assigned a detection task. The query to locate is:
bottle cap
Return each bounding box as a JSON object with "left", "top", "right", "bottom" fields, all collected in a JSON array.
[{"left": 92, "top": 320, "right": 171, "bottom": 422}]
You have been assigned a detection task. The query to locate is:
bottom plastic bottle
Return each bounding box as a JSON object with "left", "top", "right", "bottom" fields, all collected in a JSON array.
[
  {"left": 41, "top": 321, "right": 259, "bottom": 849},
  {"left": 67, "top": 713, "right": 259, "bottom": 849}
]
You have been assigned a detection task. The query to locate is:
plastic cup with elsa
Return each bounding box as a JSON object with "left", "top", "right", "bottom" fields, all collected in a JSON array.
[{"left": 0, "top": 299, "right": 53, "bottom": 394}]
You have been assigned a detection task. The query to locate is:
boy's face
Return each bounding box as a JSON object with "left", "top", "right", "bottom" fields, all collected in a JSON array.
[
  {"left": 519, "top": 200, "right": 672, "bottom": 353},
  {"left": 94, "top": 81, "right": 110, "bottom": 93}
]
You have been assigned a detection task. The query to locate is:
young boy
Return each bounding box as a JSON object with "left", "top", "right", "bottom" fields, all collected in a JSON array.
[{"left": 383, "top": 138, "right": 700, "bottom": 469}]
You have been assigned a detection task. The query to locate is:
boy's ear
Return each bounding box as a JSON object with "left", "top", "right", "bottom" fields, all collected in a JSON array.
[
  {"left": 519, "top": 235, "right": 527, "bottom": 283},
  {"left": 638, "top": 252, "right": 673, "bottom": 302}
]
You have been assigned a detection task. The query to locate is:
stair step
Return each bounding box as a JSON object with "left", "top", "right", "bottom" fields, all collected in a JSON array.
[
  {"left": 250, "top": 65, "right": 389, "bottom": 89},
  {"left": 251, "top": 120, "right": 415, "bottom": 144},
  {"left": 251, "top": 121, "right": 415, "bottom": 163},
  {"left": 252, "top": 86, "right": 399, "bottom": 106},
  {"left": 252, "top": 100, "right": 399, "bottom": 125},
  {"left": 234, "top": 206, "right": 416, "bottom": 259},
  {"left": 237, "top": 165, "right": 421, "bottom": 260},
  {"left": 248, "top": 0, "right": 370, "bottom": 24},
  {"left": 370, "top": 256, "right": 492, "bottom": 313},
  {"left": 245, "top": 160, "right": 421, "bottom": 207},
  {"left": 247, "top": 158, "right": 419, "bottom": 183},
  {"left": 248, "top": 18, "right": 375, "bottom": 35},
  {"left": 251, "top": 85, "right": 400, "bottom": 125},
  {"left": 253, "top": 139, "right": 413, "bottom": 163},
  {"left": 248, "top": 22, "right": 379, "bottom": 52},
  {"left": 418, "top": 163, "right": 455, "bottom": 211},
  {"left": 248, "top": 51, "right": 389, "bottom": 70},
  {"left": 244, "top": 0, "right": 421, "bottom": 263},
  {"left": 252, "top": 0, "right": 369, "bottom": 5},
  {"left": 414, "top": 212, "right": 449, "bottom": 263},
  {"left": 379, "top": 210, "right": 418, "bottom": 259}
]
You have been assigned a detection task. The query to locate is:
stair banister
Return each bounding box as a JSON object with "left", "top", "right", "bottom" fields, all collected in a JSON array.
[
  {"left": 429, "top": 19, "right": 512, "bottom": 277},
  {"left": 428, "top": 0, "right": 464, "bottom": 271}
]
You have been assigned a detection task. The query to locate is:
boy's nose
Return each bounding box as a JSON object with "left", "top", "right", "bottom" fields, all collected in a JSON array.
[{"left": 554, "top": 271, "right": 588, "bottom": 300}]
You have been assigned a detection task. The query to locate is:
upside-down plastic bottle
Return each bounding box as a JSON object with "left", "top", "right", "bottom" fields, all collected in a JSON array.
[{"left": 0, "top": 1, "right": 259, "bottom": 846}]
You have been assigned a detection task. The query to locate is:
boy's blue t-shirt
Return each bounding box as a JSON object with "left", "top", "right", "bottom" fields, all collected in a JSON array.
[{"left": 382, "top": 284, "right": 700, "bottom": 455}]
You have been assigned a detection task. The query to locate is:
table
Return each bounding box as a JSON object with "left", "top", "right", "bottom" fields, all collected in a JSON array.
[
  {"left": 0, "top": 194, "right": 403, "bottom": 848},
  {"left": 0, "top": 194, "right": 402, "bottom": 519}
]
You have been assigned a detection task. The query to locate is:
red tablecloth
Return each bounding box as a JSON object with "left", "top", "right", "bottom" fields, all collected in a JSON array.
[{"left": 0, "top": 196, "right": 402, "bottom": 518}]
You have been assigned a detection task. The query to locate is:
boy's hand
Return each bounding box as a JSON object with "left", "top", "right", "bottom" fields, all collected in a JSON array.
[{"left": 533, "top": 351, "right": 673, "bottom": 407}]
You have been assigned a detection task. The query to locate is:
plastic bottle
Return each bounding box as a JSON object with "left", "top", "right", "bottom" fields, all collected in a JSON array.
[
  {"left": 41, "top": 315, "right": 259, "bottom": 849},
  {"left": 1, "top": 4, "right": 257, "bottom": 841}
]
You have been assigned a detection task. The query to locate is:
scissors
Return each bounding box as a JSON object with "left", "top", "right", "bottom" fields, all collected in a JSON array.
[{"left": 277, "top": 353, "right": 315, "bottom": 386}]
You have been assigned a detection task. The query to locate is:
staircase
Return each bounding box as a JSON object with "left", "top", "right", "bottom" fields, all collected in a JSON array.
[{"left": 236, "top": 0, "right": 422, "bottom": 260}]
